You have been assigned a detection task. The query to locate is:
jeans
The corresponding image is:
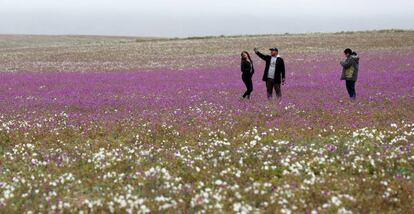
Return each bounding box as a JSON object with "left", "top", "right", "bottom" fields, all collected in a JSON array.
[
  {"left": 266, "top": 78, "right": 281, "bottom": 99},
  {"left": 242, "top": 75, "right": 253, "bottom": 99},
  {"left": 345, "top": 80, "right": 356, "bottom": 99}
]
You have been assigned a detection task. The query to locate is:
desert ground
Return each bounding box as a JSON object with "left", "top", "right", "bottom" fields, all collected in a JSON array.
[
  {"left": 0, "top": 30, "right": 413, "bottom": 213},
  {"left": 1, "top": 30, "right": 414, "bottom": 72}
]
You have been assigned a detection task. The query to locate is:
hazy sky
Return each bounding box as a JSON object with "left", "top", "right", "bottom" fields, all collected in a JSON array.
[{"left": 0, "top": 0, "right": 413, "bottom": 37}]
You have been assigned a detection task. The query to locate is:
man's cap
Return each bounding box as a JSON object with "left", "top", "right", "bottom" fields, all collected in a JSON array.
[{"left": 269, "top": 48, "right": 279, "bottom": 52}]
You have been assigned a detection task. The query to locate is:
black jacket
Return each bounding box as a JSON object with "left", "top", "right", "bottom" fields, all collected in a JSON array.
[
  {"left": 255, "top": 51, "right": 285, "bottom": 83},
  {"left": 241, "top": 60, "right": 254, "bottom": 77}
]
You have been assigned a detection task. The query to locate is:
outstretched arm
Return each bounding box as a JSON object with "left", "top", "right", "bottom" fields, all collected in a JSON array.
[{"left": 254, "top": 48, "right": 267, "bottom": 61}]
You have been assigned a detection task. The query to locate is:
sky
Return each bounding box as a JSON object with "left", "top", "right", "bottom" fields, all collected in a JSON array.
[{"left": 0, "top": 0, "right": 413, "bottom": 37}]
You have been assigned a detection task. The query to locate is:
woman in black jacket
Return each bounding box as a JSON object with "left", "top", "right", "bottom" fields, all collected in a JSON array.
[{"left": 241, "top": 51, "right": 254, "bottom": 99}]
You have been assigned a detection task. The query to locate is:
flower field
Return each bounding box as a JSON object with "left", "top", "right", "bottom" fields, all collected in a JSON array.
[{"left": 1, "top": 31, "right": 414, "bottom": 213}]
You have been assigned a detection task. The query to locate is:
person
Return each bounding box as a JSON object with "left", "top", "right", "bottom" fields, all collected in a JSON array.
[
  {"left": 254, "top": 47, "right": 285, "bottom": 100},
  {"left": 340, "top": 48, "right": 359, "bottom": 100},
  {"left": 240, "top": 51, "right": 254, "bottom": 99}
]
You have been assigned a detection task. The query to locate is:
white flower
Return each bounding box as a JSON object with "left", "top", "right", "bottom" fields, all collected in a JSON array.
[
  {"left": 215, "top": 180, "right": 223, "bottom": 185},
  {"left": 249, "top": 140, "right": 257, "bottom": 147},
  {"left": 331, "top": 196, "right": 342, "bottom": 206},
  {"left": 338, "top": 207, "right": 353, "bottom": 214}
]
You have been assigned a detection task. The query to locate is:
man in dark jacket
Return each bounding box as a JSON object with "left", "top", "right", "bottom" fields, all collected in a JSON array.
[
  {"left": 340, "top": 48, "right": 359, "bottom": 100},
  {"left": 254, "top": 47, "right": 286, "bottom": 100}
]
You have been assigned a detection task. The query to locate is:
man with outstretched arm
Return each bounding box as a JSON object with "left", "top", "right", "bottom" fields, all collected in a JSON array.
[{"left": 254, "top": 47, "right": 286, "bottom": 100}]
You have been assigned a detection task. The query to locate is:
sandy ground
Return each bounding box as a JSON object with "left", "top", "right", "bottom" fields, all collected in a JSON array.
[{"left": 0, "top": 30, "right": 413, "bottom": 72}]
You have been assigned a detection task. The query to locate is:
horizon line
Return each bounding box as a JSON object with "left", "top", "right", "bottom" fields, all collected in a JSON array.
[{"left": 0, "top": 28, "right": 413, "bottom": 40}]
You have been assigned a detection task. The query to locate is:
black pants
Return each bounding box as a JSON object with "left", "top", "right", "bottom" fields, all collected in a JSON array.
[
  {"left": 242, "top": 75, "right": 253, "bottom": 98},
  {"left": 345, "top": 80, "right": 356, "bottom": 99},
  {"left": 266, "top": 79, "right": 281, "bottom": 99}
]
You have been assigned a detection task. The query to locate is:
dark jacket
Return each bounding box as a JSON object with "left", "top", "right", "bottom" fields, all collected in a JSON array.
[
  {"left": 255, "top": 51, "right": 285, "bottom": 83},
  {"left": 340, "top": 54, "right": 359, "bottom": 81},
  {"left": 241, "top": 60, "right": 254, "bottom": 77}
]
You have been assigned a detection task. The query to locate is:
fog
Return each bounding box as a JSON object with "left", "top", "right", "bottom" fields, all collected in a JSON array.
[{"left": 0, "top": 0, "right": 413, "bottom": 37}]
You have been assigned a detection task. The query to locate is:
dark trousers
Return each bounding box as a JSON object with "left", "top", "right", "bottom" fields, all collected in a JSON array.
[
  {"left": 242, "top": 75, "right": 253, "bottom": 98},
  {"left": 345, "top": 80, "right": 356, "bottom": 99},
  {"left": 266, "top": 78, "right": 281, "bottom": 99}
]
